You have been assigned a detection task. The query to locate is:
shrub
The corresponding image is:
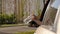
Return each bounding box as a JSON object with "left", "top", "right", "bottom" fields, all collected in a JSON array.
[
  {"left": 0, "top": 14, "right": 16, "bottom": 24},
  {"left": 0, "top": 14, "right": 6, "bottom": 24}
]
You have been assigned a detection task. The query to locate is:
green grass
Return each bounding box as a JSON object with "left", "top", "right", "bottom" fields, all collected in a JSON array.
[
  {"left": 15, "top": 30, "right": 35, "bottom": 34},
  {"left": 0, "top": 24, "right": 27, "bottom": 28}
]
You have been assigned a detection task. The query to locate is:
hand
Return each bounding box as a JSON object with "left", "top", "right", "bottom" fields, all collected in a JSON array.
[{"left": 31, "top": 15, "right": 37, "bottom": 21}]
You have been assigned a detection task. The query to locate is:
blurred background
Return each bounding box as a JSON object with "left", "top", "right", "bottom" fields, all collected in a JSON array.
[{"left": 0, "top": 0, "right": 42, "bottom": 24}]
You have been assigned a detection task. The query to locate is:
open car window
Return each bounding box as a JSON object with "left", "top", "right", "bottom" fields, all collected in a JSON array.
[
  {"left": 42, "top": 0, "right": 60, "bottom": 33},
  {"left": 42, "top": 0, "right": 60, "bottom": 32},
  {"left": 42, "top": 0, "right": 57, "bottom": 26}
]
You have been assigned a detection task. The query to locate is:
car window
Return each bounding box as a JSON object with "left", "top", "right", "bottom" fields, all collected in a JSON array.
[{"left": 51, "top": 0, "right": 60, "bottom": 9}]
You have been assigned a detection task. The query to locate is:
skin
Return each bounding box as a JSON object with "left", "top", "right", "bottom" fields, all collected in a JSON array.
[{"left": 31, "top": 14, "right": 42, "bottom": 25}]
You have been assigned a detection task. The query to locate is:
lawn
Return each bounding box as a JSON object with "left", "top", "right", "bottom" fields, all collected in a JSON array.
[
  {"left": 0, "top": 24, "right": 27, "bottom": 28},
  {"left": 15, "top": 30, "right": 35, "bottom": 34}
]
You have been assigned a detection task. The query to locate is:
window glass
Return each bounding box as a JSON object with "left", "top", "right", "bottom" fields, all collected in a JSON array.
[{"left": 51, "top": 0, "right": 60, "bottom": 9}]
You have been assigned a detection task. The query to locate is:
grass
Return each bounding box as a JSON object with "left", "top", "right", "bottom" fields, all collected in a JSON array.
[
  {"left": 15, "top": 30, "right": 35, "bottom": 34},
  {"left": 0, "top": 24, "right": 27, "bottom": 28}
]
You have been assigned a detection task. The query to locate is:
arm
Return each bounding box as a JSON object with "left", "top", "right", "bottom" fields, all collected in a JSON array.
[
  {"left": 33, "top": 19, "right": 42, "bottom": 26},
  {"left": 31, "top": 15, "right": 42, "bottom": 25}
]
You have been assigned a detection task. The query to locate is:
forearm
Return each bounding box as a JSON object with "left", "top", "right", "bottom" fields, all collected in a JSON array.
[{"left": 33, "top": 19, "right": 42, "bottom": 25}]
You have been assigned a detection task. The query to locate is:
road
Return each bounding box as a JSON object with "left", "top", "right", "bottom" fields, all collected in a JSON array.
[{"left": 0, "top": 26, "right": 36, "bottom": 34}]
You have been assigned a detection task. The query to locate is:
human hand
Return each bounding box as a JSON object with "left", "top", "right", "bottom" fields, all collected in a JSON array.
[{"left": 31, "top": 15, "right": 37, "bottom": 21}]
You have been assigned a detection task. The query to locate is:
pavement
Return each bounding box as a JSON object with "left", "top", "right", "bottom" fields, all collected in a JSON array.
[{"left": 0, "top": 26, "right": 37, "bottom": 34}]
